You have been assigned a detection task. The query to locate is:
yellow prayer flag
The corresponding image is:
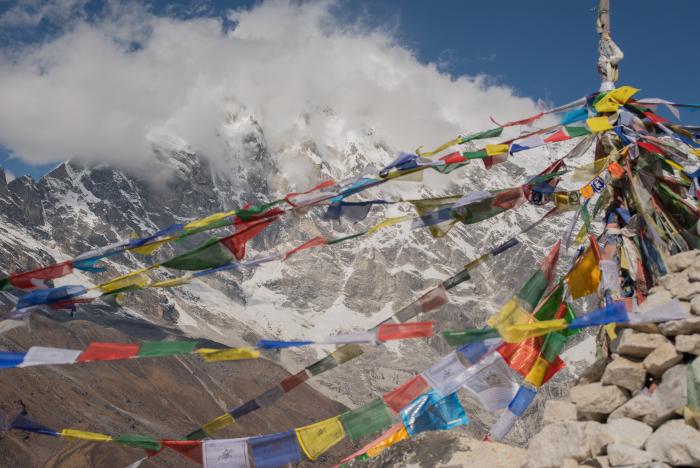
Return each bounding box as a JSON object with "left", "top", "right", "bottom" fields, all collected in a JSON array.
[
  {"left": 524, "top": 356, "right": 550, "bottom": 387},
  {"left": 571, "top": 157, "right": 610, "bottom": 182},
  {"left": 130, "top": 237, "right": 175, "bottom": 256},
  {"left": 97, "top": 269, "right": 152, "bottom": 293},
  {"left": 60, "top": 429, "right": 113, "bottom": 442},
  {"left": 500, "top": 319, "right": 568, "bottom": 343},
  {"left": 604, "top": 323, "right": 618, "bottom": 340},
  {"left": 202, "top": 413, "right": 235, "bottom": 435},
  {"left": 566, "top": 248, "right": 601, "bottom": 299},
  {"left": 586, "top": 116, "right": 614, "bottom": 133},
  {"left": 367, "top": 425, "right": 409, "bottom": 457},
  {"left": 415, "top": 137, "right": 461, "bottom": 157},
  {"left": 692, "top": 149, "right": 700, "bottom": 157},
  {"left": 195, "top": 347, "right": 260, "bottom": 362},
  {"left": 151, "top": 275, "right": 192, "bottom": 288},
  {"left": 184, "top": 210, "right": 237, "bottom": 230},
  {"left": 486, "top": 298, "right": 532, "bottom": 331},
  {"left": 296, "top": 416, "right": 346, "bottom": 461},
  {"left": 594, "top": 86, "right": 639, "bottom": 113},
  {"left": 574, "top": 225, "right": 588, "bottom": 246},
  {"left": 485, "top": 144, "right": 510, "bottom": 156},
  {"left": 368, "top": 215, "right": 412, "bottom": 234}
]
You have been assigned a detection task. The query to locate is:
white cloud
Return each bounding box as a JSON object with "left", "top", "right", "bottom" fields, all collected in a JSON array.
[
  {"left": 0, "top": 0, "right": 538, "bottom": 178},
  {"left": 0, "top": 0, "right": 88, "bottom": 27}
]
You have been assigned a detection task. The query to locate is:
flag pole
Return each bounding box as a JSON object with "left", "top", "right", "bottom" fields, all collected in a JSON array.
[{"left": 596, "top": 0, "right": 623, "bottom": 91}]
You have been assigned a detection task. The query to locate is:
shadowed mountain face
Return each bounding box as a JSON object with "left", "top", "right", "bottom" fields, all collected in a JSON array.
[{"left": 0, "top": 110, "right": 597, "bottom": 465}]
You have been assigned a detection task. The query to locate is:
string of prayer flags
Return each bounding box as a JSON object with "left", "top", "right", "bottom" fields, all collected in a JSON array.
[{"left": 5, "top": 261, "right": 74, "bottom": 290}]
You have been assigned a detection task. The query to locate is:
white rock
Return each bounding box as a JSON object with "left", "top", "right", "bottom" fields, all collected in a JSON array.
[
  {"left": 617, "top": 330, "right": 670, "bottom": 358},
  {"left": 692, "top": 295, "right": 700, "bottom": 315},
  {"left": 651, "top": 364, "right": 688, "bottom": 426},
  {"left": 609, "top": 394, "right": 658, "bottom": 425},
  {"left": 607, "top": 443, "right": 653, "bottom": 466},
  {"left": 601, "top": 356, "right": 647, "bottom": 392},
  {"left": 645, "top": 419, "right": 700, "bottom": 466},
  {"left": 658, "top": 316, "right": 700, "bottom": 336},
  {"left": 527, "top": 421, "right": 613, "bottom": 468},
  {"left": 665, "top": 250, "right": 700, "bottom": 273},
  {"left": 638, "top": 290, "right": 673, "bottom": 312},
  {"left": 570, "top": 383, "right": 629, "bottom": 415},
  {"left": 602, "top": 417, "right": 653, "bottom": 448},
  {"left": 543, "top": 400, "right": 577, "bottom": 424},
  {"left": 669, "top": 280, "right": 700, "bottom": 301},
  {"left": 676, "top": 334, "right": 700, "bottom": 355},
  {"left": 689, "top": 264, "right": 700, "bottom": 282},
  {"left": 659, "top": 270, "right": 689, "bottom": 290},
  {"left": 643, "top": 342, "right": 682, "bottom": 376}
]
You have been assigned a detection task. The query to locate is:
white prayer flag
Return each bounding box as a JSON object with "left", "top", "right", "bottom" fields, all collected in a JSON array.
[
  {"left": 463, "top": 353, "right": 518, "bottom": 412},
  {"left": 203, "top": 438, "right": 249, "bottom": 468},
  {"left": 19, "top": 346, "right": 82, "bottom": 367},
  {"left": 422, "top": 352, "right": 469, "bottom": 397}
]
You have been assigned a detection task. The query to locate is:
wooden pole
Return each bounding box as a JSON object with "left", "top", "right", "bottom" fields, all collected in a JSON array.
[{"left": 597, "top": 0, "right": 623, "bottom": 91}]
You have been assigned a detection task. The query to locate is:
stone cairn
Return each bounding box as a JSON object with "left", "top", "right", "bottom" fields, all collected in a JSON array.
[{"left": 527, "top": 250, "right": 700, "bottom": 468}]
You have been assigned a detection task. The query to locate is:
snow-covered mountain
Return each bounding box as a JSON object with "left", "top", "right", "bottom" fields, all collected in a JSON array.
[{"left": 0, "top": 107, "right": 598, "bottom": 448}]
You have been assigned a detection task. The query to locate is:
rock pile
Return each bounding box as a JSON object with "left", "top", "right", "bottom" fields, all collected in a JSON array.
[{"left": 528, "top": 250, "right": 700, "bottom": 468}]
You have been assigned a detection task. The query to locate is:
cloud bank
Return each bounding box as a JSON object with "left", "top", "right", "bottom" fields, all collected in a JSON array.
[{"left": 0, "top": 0, "right": 538, "bottom": 177}]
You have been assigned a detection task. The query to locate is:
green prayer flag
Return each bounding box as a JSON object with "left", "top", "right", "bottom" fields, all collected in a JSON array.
[
  {"left": 463, "top": 149, "right": 488, "bottom": 160},
  {"left": 515, "top": 269, "right": 549, "bottom": 312},
  {"left": 138, "top": 341, "right": 198, "bottom": 357},
  {"left": 533, "top": 283, "right": 564, "bottom": 321},
  {"left": 442, "top": 327, "right": 500, "bottom": 346},
  {"left": 236, "top": 201, "right": 282, "bottom": 222},
  {"left": 564, "top": 125, "right": 592, "bottom": 138},
  {"left": 442, "top": 268, "right": 471, "bottom": 290},
  {"left": 0, "top": 277, "right": 10, "bottom": 291},
  {"left": 459, "top": 127, "right": 503, "bottom": 144},
  {"left": 306, "top": 354, "right": 338, "bottom": 376},
  {"left": 432, "top": 162, "right": 468, "bottom": 174},
  {"left": 562, "top": 303, "right": 581, "bottom": 337},
  {"left": 185, "top": 428, "right": 207, "bottom": 441},
  {"left": 340, "top": 398, "right": 393, "bottom": 441},
  {"left": 541, "top": 332, "right": 568, "bottom": 363},
  {"left": 162, "top": 237, "right": 234, "bottom": 271},
  {"left": 115, "top": 434, "right": 162, "bottom": 451}
]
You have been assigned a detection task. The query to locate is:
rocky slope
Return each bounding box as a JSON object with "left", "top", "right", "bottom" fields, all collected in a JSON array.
[{"left": 0, "top": 110, "right": 599, "bottom": 465}]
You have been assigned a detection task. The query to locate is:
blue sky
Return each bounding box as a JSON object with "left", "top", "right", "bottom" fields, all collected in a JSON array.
[{"left": 1, "top": 0, "right": 698, "bottom": 180}]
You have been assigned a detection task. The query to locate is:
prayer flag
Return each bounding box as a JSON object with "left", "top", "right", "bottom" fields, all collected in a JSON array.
[
  {"left": 486, "top": 144, "right": 509, "bottom": 156},
  {"left": 203, "top": 438, "right": 249, "bottom": 468},
  {"left": 306, "top": 345, "right": 362, "bottom": 376},
  {"left": 184, "top": 210, "right": 237, "bottom": 231},
  {"left": 421, "top": 352, "right": 469, "bottom": 397},
  {"left": 566, "top": 240, "right": 601, "bottom": 299},
  {"left": 78, "top": 342, "right": 139, "bottom": 362},
  {"left": 161, "top": 237, "right": 234, "bottom": 271},
  {"left": 19, "top": 346, "right": 81, "bottom": 367},
  {"left": 399, "top": 390, "right": 468, "bottom": 436},
  {"left": 500, "top": 319, "right": 568, "bottom": 343},
  {"left": 569, "top": 302, "right": 628, "bottom": 328},
  {"left": 524, "top": 357, "right": 549, "bottom": 387},
  {"left": 0, "top": 352, "right": 26, "bottom": 368},
  {"left": 283, "top": 236, "right": 327, "bottom": 260},
  {"left": 409, "top": 196, "right": 460, "bottom": 238},
  {"left": 249, "top": 431, "right": 302, "bottom": 468},
  {"left": 365, "top": 424, "right": 409, "bottom": 458},
  {"left": 508, "top": 385, "right": 538, "bottom": 417},
  {"left": 393, "top": 285, "right": 449, "bottom": 323},
  {"left": 9, "top": 410, "right": 58, "bottom": 436},
  {"left": 60, "top": 429, "right": 112, "bottom": 442},
  {"left": 340, "top": 398, "right": 393, "bottom": 441},
  {"left": 201, "top": 413, "right": 235, "bottom": 436},
  {"left": 595, "top": 86, "right": 639, "bottom": 112},
  {"left": 9, "top": 261, "right": 73, "bottom": 290},
  {"left": 281, "top": 370, "right": 310, "bottom": 392},
  {"left": 285, "top": 180, "right": 335, "bottom": 207},
  {"left": 442, "top": 327, "right": 501, "bottom": 346},
  {"left": 195, "top": 348, "right": 260, "bottom": 362},
  {"left": 150, "top": 275, "right": 192, "bottom": 288},
  {"left": 115, "top": 434, "right": 161, "bottom": 451},
  {"left": 462, "top": 353, "right": 519, "bottom": 412},
  {"left": 587, "top": 116, "right": 613, "bottom": 133},
  {"left": 161, "top": 440, "right": 203, "bottom": 464},
  {"left": 295, "top": 416, "right": 345, "bottom": 461},
  {"left": 220, "top": 218, "right": 275, "bottom": 261},
  {"left": 138, "top": 341, "right": 197, "bottom": 357},
  {"left": 382, "top": 375, "right": 431, "bottom": 413},
  {"left": 377, "top": 322, "right": 433, "bottom": 341}
]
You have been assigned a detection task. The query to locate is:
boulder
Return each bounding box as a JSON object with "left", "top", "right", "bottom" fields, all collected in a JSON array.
[
  {"left": 578, "top": 357, "right": 609, "bottom": 384},
  {"left": 601, "top": 356, "right": 647, "bottom": 392},
  {"left": 645, "top": 419, "right": 700, "bottom": 467},
  {"left": 689, "top": 264, "right": 700, "bottom": 283},
  {"left": 607, "top": 443, "right": 653, "bottom": 466},
  {"left": 543, "top": 400, "right": 577, "bottom": 424},
  {"left": 643, "top": 342, "right": 682, "bottom": 376},
  {"left": 692, "top": 295, "right": 700, "bottom": 315},
  {"left": 669, "top": 280, "right": 700, "bottom": 301},
  {"left": 658, "top": 316, "right": 700, "bottom": 336},
  {"left": 658, "top": 270, "right": 688, "bottom": 290},
  {"left": 602, "top": 417, "right": 653, "bottom": 448},
  {"left": 651, "top": 364, "right": 688, "bottom": 426},
  {"left": 676, "top": 334, "right": 700, "bottom": 355},
  {"left": 617, "top": 330, "right": 670, "bottom": 358},
  {"left": 609, "top": 394, "right": 657, "bottom": 425},
  {"left": 665, "top": 250, "right": 699, "bottom": 273},
  {"left": 527, "top": 421, "right": 613, "bottom": 468},
  {"left": 638, "top": 290, "right": 673, "bottom": 312},
  {"left": 570, "top": 383, "right": 629, "bottom": 415}
]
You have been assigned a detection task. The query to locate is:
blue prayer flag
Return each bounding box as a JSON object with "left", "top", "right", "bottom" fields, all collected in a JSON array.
[{"left": 249, "top": 430, "right": 302, "bottom": 468}]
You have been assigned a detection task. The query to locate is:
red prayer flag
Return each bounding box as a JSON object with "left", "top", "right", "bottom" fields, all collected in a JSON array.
[
  {"left": 9, "top": 261, "right": 73, "bottom": 290},
  {"left": 544, "top": 129, "right": 569, "bottom": 143},
  {"left": 160, "top": 440, "right": 203, "bottom": 464},
  {"left": 377, "top": 322, "right": 434, "bottom": 341},
  {"left": 482, "top": 153, "right": 508, "bottom": 169},
  {"left": 440, "top": 151, "right": 466, "bottom": 165},
  {"left": 497, "top": 340, "right": 565, "bottom": 384},
  {"left": 221, "top": 218, "right": 276, "bottom": 261},
  {"left": 493, "top": 187, "right": 526, "bottom": 210},
  {"left": 540, "top": 240, "right": 561, "bottom": 283},
  {"left": 542, "top": 357, "right": 566, "bottom": 384},
  {"left": 283, "top": 236, "right": 327, "bottom": 260},
  {"left": 77, "top": 342, "right": 140, "bottom": 362},
  {"left": 491, "top": 112, "right": 544, "bottom": 128},
  {"left": 382, "top": 375, "right": 431, "bottom": 413},
  {"left": 638, "top": 141, "right": 664, "bottom": 156},
  {"left": 643, "top": 111, "right": 669, "bottom": 124},
  {"left": 285, "top": 180, "right": 335, "bottom": 207},
  {"left": 280, "top": 370, "right": 310, "bottom": 392}
]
